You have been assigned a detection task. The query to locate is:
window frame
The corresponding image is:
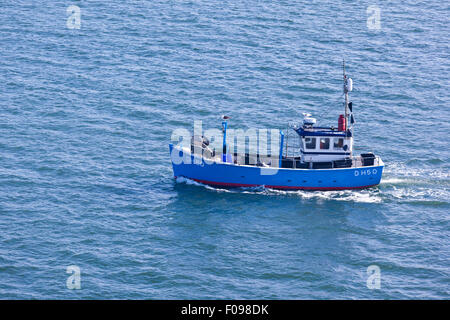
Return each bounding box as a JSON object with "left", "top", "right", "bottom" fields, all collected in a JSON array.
[
  {"left": 333, "top": 138, "right": 344, "bottom": 149},
  {"left": 319, "top": 138, "right": 330, "bottom": 150},
  {"left": 305, "top": 137, "right": 316, "bottom": 149}
]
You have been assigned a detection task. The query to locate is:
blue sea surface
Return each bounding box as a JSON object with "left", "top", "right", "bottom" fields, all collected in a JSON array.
[{"left": 0, "top": 0, "right": 449, "bottom": 299}]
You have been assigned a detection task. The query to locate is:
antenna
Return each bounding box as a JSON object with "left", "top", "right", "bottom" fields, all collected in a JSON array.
[
  {"left": 343, "top": 59, "right": 348, "bottom": 129},
  {"left": 343, "top": 59, "right": 346, "bottom": 79}
]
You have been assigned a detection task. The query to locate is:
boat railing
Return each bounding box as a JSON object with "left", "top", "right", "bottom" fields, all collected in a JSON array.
[
  {"left": 196, "top": 145, "right": 382, "bottom": 169},
  {"left": 283, "top": 125, "right": 302, "bottom": 158},
  {"left": 202, "top": 152, "right": 382, "bottom": 169},
  {"left": 351, "top": 155, "right": 363, "bottom": 168},
  {"left": 350, "top": 155, "right": 382, "bottom": 168}
]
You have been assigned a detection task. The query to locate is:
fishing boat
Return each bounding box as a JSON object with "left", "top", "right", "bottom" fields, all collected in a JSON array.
[{"left": 169, "top": 62, "right": 384, "bottom": 190}]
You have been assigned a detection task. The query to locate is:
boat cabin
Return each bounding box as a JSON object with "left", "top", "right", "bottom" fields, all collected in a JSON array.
[{"left": 295, "top": 114, "right": 353, "bottom": 163}]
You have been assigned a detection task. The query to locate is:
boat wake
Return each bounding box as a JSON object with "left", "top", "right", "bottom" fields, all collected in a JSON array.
[
  {"left": 174, "top": 160, "right": 450, "bottom": 206},
  {"left": 175, "top": 176, "right": 383, "bottom": 203},
  {"left": 378, "top": 161, "right": 449, "bottom": 205}
]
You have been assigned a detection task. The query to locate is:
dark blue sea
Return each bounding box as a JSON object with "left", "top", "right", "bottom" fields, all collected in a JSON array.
[{"left": 0, "top": 0, "right": 449, "bottom": 299}]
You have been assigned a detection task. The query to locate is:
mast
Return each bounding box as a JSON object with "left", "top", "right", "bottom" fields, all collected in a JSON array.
[
  {"left": 342, "top": 60, "right": 354, "bottom": 157},
  {"left": 343, "top": 60, "right": 349, "bottom": 126}
]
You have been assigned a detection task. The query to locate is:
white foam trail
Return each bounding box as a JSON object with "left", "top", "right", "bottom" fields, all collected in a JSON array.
[
  {"left": 380, "top": 178, "right": 407, "bottom": 184},
  {"left": 174, "top": 161, "right": 450, "bottom": 204},
  {"left": 175, "top": 176, "right": 233, "bottom": 192},
  {"left": 385, "top": 162, "right": 450, "bottom": 180},
  {"left": 285, "top": 189, "right": 382, "bottom": 203},
  {"left": 175, "top": 177, "right": 382, "bottom": 203},
  {"left": 387, "top": 186, "right": 450, "bottom": 202}
]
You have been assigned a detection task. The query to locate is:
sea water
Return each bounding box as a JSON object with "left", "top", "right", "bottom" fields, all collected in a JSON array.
[{"left": 0, "top": 0, "right": 448, "bottom": 299}]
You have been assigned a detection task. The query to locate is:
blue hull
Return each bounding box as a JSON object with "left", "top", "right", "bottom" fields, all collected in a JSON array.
[{"left": 169, "top": 145, "right": 383, "bottom": 190}]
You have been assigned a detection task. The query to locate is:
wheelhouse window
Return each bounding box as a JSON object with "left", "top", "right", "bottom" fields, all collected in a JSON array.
[
  {"left": 305, "top": 137, "right": 316, "bottom": 149},
  {"left": 333, "top": 138, "right": 344, "bottom": 149},
  {"left": 320, "top": 138, "right": 330, "bottom": 149}
]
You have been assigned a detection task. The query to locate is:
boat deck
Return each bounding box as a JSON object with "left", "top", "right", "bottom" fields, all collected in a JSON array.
[{"left": 187, "top": 147, "right": 382, "bottom": 170}]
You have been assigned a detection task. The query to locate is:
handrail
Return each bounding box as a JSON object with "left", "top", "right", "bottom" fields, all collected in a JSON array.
[
  {"left": 187, "top": 143, "right": 382, "bottom": 169},
  {"left": 283, "top": 128, "right": 301, "bottom": 158},
  {"left": 350, "top": 155, "right": 381, "bottom": 167}
]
